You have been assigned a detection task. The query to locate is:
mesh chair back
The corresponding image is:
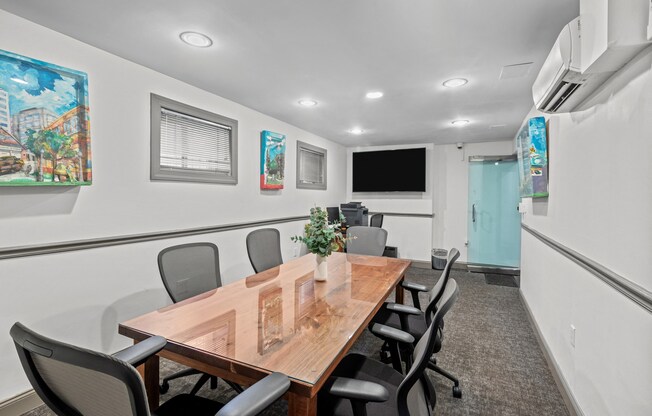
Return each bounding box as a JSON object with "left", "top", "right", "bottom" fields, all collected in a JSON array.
[
  {"left": 10, "top": 322, "right": 149, "bottom": 416},
  {"left": 158, "top": 243, "right": 222, "bottom": 303},
  {"left": 246, "top": 228, "right": 284, "bottom": 273},
  {"left": 424, "top": 248, "right": 460, "bottom": 325},
  {"left": 370, "top": 213, "right": 384, "bottom": 228},
  {"left": 397, "top": 279, "right": 459, "bottom": 416},
  {"left": 346, "top": 226, "right": 388, "bottom": 256}
]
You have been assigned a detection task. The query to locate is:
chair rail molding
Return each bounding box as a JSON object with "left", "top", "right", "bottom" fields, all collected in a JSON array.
[
  {"left": 0, "top": 215, "right": 309, "bottom": 261},
  {"left": 521, "top": 223, "right": 652, "bottom": 314}
]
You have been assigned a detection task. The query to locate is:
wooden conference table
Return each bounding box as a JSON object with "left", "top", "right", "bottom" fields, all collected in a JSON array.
[{"left": 119, "top": 252, "right": 410, "bottom": 416}]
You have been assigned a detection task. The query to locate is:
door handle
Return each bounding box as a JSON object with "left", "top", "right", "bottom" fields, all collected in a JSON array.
[{"left": 472, "top": 204, "right": 476, "bottom": 223}]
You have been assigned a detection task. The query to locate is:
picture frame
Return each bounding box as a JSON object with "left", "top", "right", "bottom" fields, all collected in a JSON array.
[
  {"left": 260, "top": 130, "right": 286, "bottom": 189},
  {"left": 0, "top": 49, "right": 92, "bottom": 186}
]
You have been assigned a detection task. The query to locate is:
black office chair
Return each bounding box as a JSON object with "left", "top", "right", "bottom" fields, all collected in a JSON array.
[
  {"left": 157, "top": 242, "right": 240, "bottom": 395},
  {"left": 318, "top": 279, "right": 460, "bottom": 416},
  {"left": 371, "top": 248, "right": 462, "bottom": 398},
  {"left": 246, "top": 228, "right": 284, "bottom": 273},
  {"left": 370, "top": 213, "right": 384, "bottom": 228},
  {"left": 346, "top": 226, "right": 388, "bottom": 257},
  {"left": 10, "top": 322, "right": 290, "bottom": 416}
]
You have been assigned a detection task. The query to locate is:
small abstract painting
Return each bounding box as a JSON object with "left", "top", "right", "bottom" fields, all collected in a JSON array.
[
  {"left": 516, "top": 116, "right": 548, "bottom": 198},
  {"left": 0, "top": 49, "right": 91, "bottom": 186},
  {"left": 260, "top": 130, "right": 285, "bottom": 189},
  {"left": 528, "top": 116, "right": 549, "bottom": 198}
]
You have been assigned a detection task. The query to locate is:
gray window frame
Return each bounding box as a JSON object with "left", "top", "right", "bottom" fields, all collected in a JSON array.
[
  {"left": 150, "top": 93, "right": 238, "bottom": 184},
  {"left": 296, "top": 140, "right": 327, "bottom": 190}
]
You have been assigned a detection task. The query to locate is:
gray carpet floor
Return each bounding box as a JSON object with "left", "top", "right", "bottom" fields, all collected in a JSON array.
[{"left": 23, "top": 268, "right": 568, "bottom": 416}]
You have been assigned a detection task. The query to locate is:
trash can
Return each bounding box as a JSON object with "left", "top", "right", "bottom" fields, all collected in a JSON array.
[{"left": 431, "top": 249, "right": 448, "bottom": 270}]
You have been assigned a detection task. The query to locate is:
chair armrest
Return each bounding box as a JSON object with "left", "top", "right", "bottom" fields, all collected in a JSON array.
[
  {"left": 112, "top": 336, "right": 166, "bottom": 367},
  {"left": 326, "top": 376, "right": 389, "bottom": 403},
  {"left": 385, "top": 303, "right": 422, "bottom": 316},
  {"left": 216, "top": 372, "right": 290, "bottom": 416},
  {"left": 401, "top": 281, "right": 428, "bottom": 293},
  {"left": 370, "top": 323, "right": 414, "bottom": 345}
]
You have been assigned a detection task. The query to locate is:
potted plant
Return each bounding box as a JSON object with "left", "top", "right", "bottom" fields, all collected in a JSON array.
[{"left": 291, "top": 207, "right": 345, "bottom": 281}]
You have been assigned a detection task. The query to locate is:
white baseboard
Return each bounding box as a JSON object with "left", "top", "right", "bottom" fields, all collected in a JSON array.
[
  {"left": 519, "top": 290, "right": 584, "bottom": 416},
  {"left": 0, "top": 390, "right": 42, "bottom": 416}
]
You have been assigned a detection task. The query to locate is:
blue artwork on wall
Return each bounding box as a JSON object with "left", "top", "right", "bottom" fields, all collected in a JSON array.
[
  {"left": 516, "top": 116, "right": 548, "bottom": 198},
  {"left": 0, "top": 49, "right": 91, "bottom": 186}
]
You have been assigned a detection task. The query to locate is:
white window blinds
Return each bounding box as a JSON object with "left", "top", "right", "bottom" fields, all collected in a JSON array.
[
  {"left": 160, "top": 108, "right": 232, "bottom": 174},
  {"left": 299, "top": 147, "right": 324, "bottom": 184}
]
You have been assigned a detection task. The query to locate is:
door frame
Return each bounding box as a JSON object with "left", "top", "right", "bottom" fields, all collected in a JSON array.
[{"left": 467, "top": 154, "right": 521, "bottom": 275}]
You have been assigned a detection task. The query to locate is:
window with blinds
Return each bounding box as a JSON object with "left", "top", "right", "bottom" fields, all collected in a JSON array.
[
  {"left": 151, "top": 94, "right": 238, "bottom": 184},
  {"left": 296, "top": 141, "right": 327, "bottom": 190}
]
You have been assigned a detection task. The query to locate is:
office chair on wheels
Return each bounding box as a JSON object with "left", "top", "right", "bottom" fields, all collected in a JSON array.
[
  {"left": 369, "top": 213, "right": 384, "bottom": 228},
  {"left": 318, "top": 279, "right": 460, "bottom": 416},
  {"left": 246, "top": 228, "right": 284, "bottom": 273},
  {"left": 371, "top": 248, "right": 463, "bottom": 398},
  {"left": 10, "top": 322, "right": 290, "bottom": 416},
  {"left": 346, "top": 226, "right": 388, "bottom": 257},
  {"left": 157, "top": 242, "right": 241, "bottom": 395}
]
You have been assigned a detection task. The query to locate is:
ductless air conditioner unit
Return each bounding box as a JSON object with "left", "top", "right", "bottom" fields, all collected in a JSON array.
[{"left": 532, "top": 18, "right": 612, "bottom": 114}]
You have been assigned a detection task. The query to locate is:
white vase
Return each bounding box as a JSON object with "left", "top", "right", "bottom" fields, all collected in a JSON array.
[{"left": 315, "top": 254, "right": 328, "bottom": 281}]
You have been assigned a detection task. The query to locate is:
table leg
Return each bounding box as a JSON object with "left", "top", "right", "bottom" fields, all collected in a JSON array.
[
  {"left": 395, "top": 275, "right": 405, "bottom": 304},
  {"left": 135, "top": 342, "right": 160, "bottom": 411},
  {"left": 288, "top": 392, "right": 317, "bottom": 416}
]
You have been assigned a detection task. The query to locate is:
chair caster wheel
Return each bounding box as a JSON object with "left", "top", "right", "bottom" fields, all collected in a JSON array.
[
  {"left": 160, "top": 382, "right": 170, "bottom": 394},
  {"left": 452, "top": 386, "right": 462, "bottom": 398}
]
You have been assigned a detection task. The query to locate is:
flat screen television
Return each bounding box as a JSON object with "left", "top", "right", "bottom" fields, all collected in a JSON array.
[{"left": 352, "top": 147, "right": 426, "bottom": 192}]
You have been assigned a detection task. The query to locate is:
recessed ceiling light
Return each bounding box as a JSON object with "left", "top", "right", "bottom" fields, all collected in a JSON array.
[
  {"left": 10, "top": 77, "right": 28, "bottom": 85},
  {"left": 451, "top": 120, "right": 470, "bottom": 127},
  {"left": 179, "top": 31, "right": 213, "bottom": 48},
  {"left": 365, "top": 91, "right": 384, "bottom": 99},
  {"left": 443, "top": 78, "right": 468, "bottom": 88},
  {"left": 349, "top": 128, "right": 364, "bottom": 135},
  {"left": 298, "top": 99, "right": 318, "bottom": 107}
]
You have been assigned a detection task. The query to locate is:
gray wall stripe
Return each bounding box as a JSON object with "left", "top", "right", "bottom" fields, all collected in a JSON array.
[
  {"left": 0, "top": 215, "right": 309, "bottom": 261},
  {"left": 370, "top": 212, "right": 434, "bottom": 218},
  {"left": 521, "top": 223, "right": 652, "bottom": 314}
]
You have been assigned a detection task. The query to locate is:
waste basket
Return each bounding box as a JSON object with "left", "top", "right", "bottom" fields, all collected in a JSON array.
[{"left": 431, "top": 249, "right": 448, "bottom": 270}]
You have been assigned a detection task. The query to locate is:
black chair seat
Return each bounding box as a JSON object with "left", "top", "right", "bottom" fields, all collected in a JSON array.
[
  {"left": 373, "top": 305, "right": 426, "bottom": 339},
  {"left": 153, "top": 394, "right": 224, "bottom": 416},
  {"left": 319, "top": 353, "right": 402, "bottom": 416}
]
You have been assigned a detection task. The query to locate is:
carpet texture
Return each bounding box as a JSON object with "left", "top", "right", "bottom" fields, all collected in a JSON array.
[{"left": 22, "top": 268, "right": 568, "bottom": 416}]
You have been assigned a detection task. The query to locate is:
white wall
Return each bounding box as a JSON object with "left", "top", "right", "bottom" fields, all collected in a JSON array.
[
  {"left": 519, "top": 45, "right": 652, "bottom": 415},
  {"left": 431, "top": 141, "right": 514, "bottom": 263},
  {"left": 0, "top": 10, "right": 347, "bottom": 402}
]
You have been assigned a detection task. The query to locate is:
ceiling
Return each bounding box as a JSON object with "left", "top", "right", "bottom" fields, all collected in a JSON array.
[{"left": 0, "top": 0, "right": 579, "bottom": 146}]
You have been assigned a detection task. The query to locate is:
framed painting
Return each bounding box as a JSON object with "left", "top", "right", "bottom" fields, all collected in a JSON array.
[
  {"left": 260, "top": 130, "right": 285, "bottom": 189},
  {"left": 516, "top": 116, "right": 548, "bottom": 198},
  {"left": 0, "top": 49, "right": 91, "bottom": 186},
  {"left": 528, "top": 116, "right": 549, "bottom": 198}
]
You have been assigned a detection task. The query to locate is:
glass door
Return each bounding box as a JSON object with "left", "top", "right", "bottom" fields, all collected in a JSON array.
[{"left": 467, "top": 156, "right": 521, "bottom": 268}]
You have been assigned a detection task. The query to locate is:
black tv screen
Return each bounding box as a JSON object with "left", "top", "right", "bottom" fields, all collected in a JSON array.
[{"left": 352, "top": 147, "right": 426, "bottom": 192}]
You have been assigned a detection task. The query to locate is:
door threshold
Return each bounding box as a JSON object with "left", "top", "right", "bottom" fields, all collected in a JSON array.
[{"left": 467, "top": 263, "right": 520, "bottom": 276}]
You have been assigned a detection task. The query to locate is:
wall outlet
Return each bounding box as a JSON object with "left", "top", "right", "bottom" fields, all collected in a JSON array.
[
  {"left": 293, "top": 246, "right": 299, "bottom": 257},
  {"left": 570, "top": 325, "right": 576, "bottom": 348}
]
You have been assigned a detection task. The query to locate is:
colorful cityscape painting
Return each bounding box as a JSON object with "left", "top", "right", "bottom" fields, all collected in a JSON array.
[
  {"left": 260, "top": 130, "right": 286, "bottom": 189},
  {"left": 0, "top": 49, "right": 91, "bottom": 186},
  {"left": 516, "top": 116, "right": 548, "bottom": 198}
]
